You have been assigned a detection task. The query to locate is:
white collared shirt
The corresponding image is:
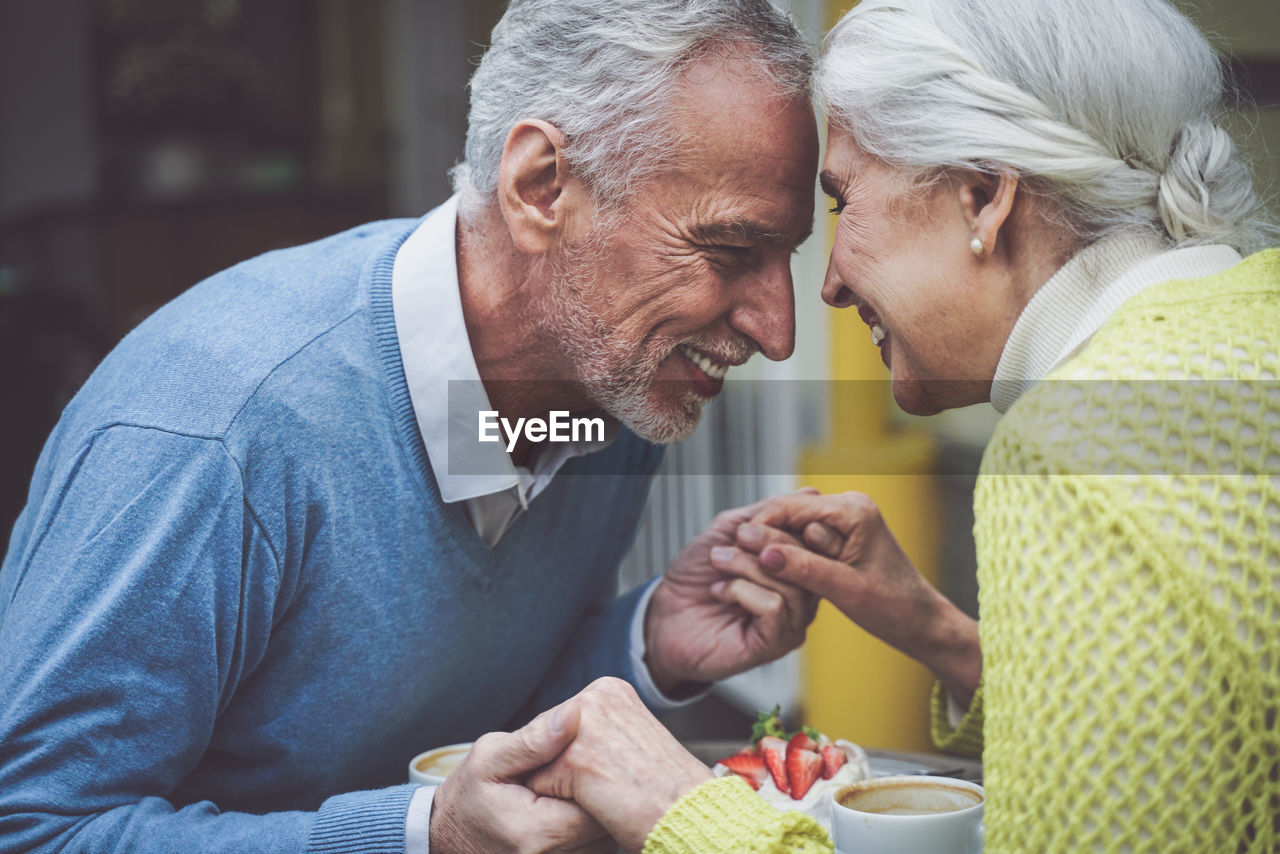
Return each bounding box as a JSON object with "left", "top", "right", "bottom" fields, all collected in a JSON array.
[
  {"left": 391, "top": 194, "right": 611, "bottom": 545},
  {"left": 392, "top": 197, "right": 694, "bottom": 853}
]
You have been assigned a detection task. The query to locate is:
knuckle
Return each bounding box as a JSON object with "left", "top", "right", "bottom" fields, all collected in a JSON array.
[
  {"left": 471, "top": 731, "right": 503, "bottom": 758},
  {"left": 786, "top": 549, "right": 812, "bottom": 581},
  {"left": 845, "top": 492, "right": 880, "bottom": 522},
  {"left": 589, "top": 675, "right": 636, "bottom": 702},
  {"left": 814, "top": 521, "right": 841, "bottom": 545},
  {"left": 761, "top": 525, "right": 793, "bottom": 545}
]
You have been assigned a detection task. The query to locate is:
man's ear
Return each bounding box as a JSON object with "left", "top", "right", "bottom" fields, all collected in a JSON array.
[
  {"left": 957, "top": 168, "right": 1018, "bottom": 257},
  {"left": 496, "top": 119, "right": 585, "bottom": 255}
]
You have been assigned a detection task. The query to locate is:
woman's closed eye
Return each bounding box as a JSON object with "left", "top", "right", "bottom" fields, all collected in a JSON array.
[{"left": 820, "top": 172, "right": 848, "bottom": 215}]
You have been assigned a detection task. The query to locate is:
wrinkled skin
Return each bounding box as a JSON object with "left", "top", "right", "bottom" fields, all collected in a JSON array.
[
  {"left": 526, "top": 678, "right": 714, "bottom": 853},
  {"left": 644, "top": 494, "right": 821, "bottom": 694},
  {"left": 430, "top": 702, "right": 616, "bottom": 854}
]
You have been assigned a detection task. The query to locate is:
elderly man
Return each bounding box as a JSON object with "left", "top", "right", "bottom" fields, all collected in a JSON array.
[{"left": 0, "top": 1, "right": 818, "bottom": 852}]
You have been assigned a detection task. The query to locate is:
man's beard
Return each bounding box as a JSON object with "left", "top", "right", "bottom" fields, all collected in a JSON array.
[{"left": 536, "top": 230, "right": 750, "bottom": 445}]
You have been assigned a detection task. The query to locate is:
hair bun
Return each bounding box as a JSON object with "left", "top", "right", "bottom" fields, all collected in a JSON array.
[{"left": 1157, "top": 121, "right": 1257, "bottom": 245}]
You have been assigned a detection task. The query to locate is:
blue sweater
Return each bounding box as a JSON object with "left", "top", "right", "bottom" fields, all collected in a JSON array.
[{"left": 0, "top": 219, "right": 664, "bottom": 853}]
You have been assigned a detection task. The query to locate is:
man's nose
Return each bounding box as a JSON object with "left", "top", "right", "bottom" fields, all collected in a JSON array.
[
  {"left": 731, "top": 259, "right": 796, "bottom": 362},
  {"left": 822, "top": 258, "right": 857, "bottom": 308}
]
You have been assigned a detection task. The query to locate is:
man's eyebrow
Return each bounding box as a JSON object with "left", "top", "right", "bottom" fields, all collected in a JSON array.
[{"left": 690, "top": 219, "right": 811, "bottom": 247}]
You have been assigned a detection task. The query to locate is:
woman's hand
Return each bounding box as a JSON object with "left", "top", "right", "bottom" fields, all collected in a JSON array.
[{"left": 733, "top": 491, "right": 982, "bottom": 708}]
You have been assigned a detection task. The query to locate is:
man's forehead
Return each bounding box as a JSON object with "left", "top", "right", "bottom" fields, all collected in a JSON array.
[
  {"left": 616, "top": 48, "right": 818, "bottom": 248},
  {"left": 666, "top": 46, "right": 815, "bottom": 153},
  {"left": 661, "top": 69, "right": 817, "bottom": 237}
]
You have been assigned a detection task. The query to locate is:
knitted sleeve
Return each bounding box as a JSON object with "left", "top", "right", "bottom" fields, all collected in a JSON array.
[
  {"left": 930, "top": 681, "right": 984, "bottom": 757},
  {"left": 974, "top": 470, "right": 1280, "bottom": 852},
  {"left": 970, "top": 265, "right": 1280, "bottom": 853},
  {"left": 643, "top": 777, "right": 833, "bottom": 854}
]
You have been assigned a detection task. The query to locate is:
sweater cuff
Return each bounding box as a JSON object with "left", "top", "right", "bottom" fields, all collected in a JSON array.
[
  {"left": 306, "top": 783, "right": 418, "bottom": 853},
  {"left": 643, "top": 776, "right": 831, "bottom": 854},
  {"left": 930, "top": 681, "right": 985, "bottom": 758}
]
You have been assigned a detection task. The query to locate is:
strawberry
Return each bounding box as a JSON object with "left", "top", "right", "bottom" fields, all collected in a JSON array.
[
  {"left": 786, "top": 747, "right": 822, "bottom": 800},
  {"left": 718, "top": 750, "right": 767, "bottom": 787},
  {"left": 787, "top": 731, "right": 819, "bottom": 754},
  {"left": 820, "top": 743, "right": 847, "bottom": 780},
  {"left": 758, "top": 735, "right": 790, "bottom": 793}
]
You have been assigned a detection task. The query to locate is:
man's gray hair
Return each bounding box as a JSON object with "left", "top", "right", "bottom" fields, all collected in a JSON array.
[
  {"left": 453, "top": 0, "right": 813, "bottom": 216},
  {"left": 818, "top": 0, "right": 1274, "bottom": 253}
]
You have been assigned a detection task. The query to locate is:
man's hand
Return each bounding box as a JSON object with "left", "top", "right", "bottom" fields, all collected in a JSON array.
[
  {"left": 643, "top": 494, "right": 821, "bottom": 695},
  {"left": 429, "top": 703, "right": 615, "bottom": 854},
  {"left": 525, "top": 678, "right": 713, "bottom": 853},
  {"left": 732, "top": 491, "right": 981, "bottom": 707}
]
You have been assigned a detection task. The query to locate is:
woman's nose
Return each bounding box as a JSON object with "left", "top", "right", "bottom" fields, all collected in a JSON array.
[{"left": 822, "top": 260, "right": 857, "bottom": 308}]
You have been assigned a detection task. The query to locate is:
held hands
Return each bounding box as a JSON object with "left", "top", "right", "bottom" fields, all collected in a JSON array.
[
  {"left": 430, "top": 702, "right": 615, "bottom": 854},
  {"left": 431, "top": 493, "right": 977, "bottom": 853},
  {"left": 643, "top": 495, "right": 822, "bottom": 695},
  {"left": 525, "top": 678, "right": 713, "bottom": 853},
  {"left": 727, "top": 491, "right": 982, "bottom": 708}
]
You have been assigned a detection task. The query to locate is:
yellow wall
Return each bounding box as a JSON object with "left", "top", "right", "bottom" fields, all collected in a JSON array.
[
  {"left": 798, "top": 299, "right": 943, "bottom": 750},
  {"left": 798, "top": 0, "right": 943, "bottom": 749}
]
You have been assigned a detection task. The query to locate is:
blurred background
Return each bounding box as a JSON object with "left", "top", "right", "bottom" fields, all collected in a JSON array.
[{"left": 2, "top": 0, "right": 1277, "bottom": 750}]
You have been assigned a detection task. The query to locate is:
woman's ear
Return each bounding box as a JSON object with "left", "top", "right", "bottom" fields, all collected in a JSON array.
[
  {"left": 496, "top": 119, "right": 585, "bottom": 255},
  {"left": 957, "top": 168, "right": 1018, "bottom": 257}
]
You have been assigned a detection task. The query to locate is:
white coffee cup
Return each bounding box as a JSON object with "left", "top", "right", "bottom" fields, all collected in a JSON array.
[
  {"left": 408, "top": 742, "right": 473, "bottom": 786},
  {"left": 830, "top": 775, "right": 984, "bottom": 854}
]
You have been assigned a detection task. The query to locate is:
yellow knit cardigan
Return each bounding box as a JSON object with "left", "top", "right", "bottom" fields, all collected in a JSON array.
[{"left": 647, "top": 249, "right": 1280, "bottom": 854}]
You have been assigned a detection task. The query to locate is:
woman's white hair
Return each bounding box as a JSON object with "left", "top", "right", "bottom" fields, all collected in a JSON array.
[
  {"left": 452, "top": 0, "right": 812, "bottom": 218},
  {"left": 818, "top": 0, "right": 1274, "bottom": 253}
]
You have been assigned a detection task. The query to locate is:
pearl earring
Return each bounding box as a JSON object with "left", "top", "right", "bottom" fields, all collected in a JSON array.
[{"left": 970, "top": 236, "right": 985, "bottom": 256}]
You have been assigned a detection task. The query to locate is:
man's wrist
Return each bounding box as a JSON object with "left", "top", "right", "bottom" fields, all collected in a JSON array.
[
  {"left": 631, "top": 578, "right": 708, "bottom": 709},
  {"left": 641, "top": 584, "right": 702, "bottom": 698},
  {"left": 642, "top": 650, "right": 703, "bottom": 699},
  {"left": 640, "top": 579, "right": 679, "bottom": 689}
]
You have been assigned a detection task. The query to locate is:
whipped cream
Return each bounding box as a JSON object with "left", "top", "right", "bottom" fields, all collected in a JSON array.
[{"left": 714, "top": 740, "right": 870, "bottom": 832}]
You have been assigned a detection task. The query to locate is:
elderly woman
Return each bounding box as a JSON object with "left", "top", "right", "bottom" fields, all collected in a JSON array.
[{"left": 515, "top": 0, "right": 1279, "bottom": 851}]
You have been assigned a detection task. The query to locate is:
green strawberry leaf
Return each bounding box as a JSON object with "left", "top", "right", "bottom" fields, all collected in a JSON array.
[
  {"left": 749, "top": 705, "right": 787, "bottom": 747},
  {"left": 748, "top": 706, "right": 824, "bottom": 748}
]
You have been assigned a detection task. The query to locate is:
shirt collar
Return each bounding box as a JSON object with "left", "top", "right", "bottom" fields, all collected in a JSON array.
[
  {"left": 391, "top": 194, "right": 610, "bottom": 504},
  {"left": 990, "top": 234, "right": 1242, "bottom": 413}
]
